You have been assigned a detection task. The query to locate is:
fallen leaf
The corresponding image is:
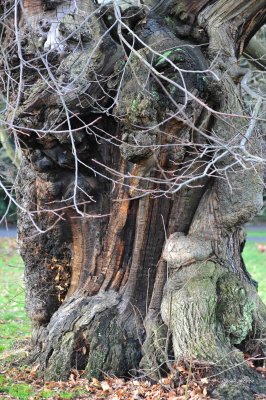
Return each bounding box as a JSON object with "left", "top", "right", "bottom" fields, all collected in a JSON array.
[
  {"left": 101, "top": 380, "right": 111, "bottom": 392},
  {"left": 257, "top": 244, "right": 266, "bottom": 252},
  {"left": 91, "top": 377, "right": 101, "bottom": 388},
  {"left": 30, "top": 364, "right": 40, "bottom": 377}
]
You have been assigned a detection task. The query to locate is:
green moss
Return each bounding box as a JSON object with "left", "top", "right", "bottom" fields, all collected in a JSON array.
[
  {"left": 150, "top": 87, "right": 160, "bottom": 101},
  {"left": 131, "top": 98, "right": 139, "bottom": 112},
  {"left": 155, "top": 50, "right": 173, "bottom": 67},
  {"left": 114, "top": 59, "right": 126, "bottom": 73},
  {"left": 216, "top": 275, "right": 255, "bottom": 344},
  {"left": 164, "top": 16, "right": 175, "bottom": 30},
  {"left": 191, "top": 334, "right": 219, "bottom": 360},
  {"left": 86, "top": 348, "right": 107, "bottom": 379}
]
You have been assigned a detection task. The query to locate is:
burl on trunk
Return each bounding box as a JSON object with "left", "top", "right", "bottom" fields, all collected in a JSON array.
[{"left": 1, "top": 0, "right": 266, "bottom": 396}]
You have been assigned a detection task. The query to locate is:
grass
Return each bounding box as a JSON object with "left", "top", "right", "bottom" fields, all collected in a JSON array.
[
  {"left": 243, "top": 232, "right": 266, "bottom": 301},
  {"left": 246, "top": 229, "right": 266, "bottom": 237},
  {"left": 3, "top": 382, "right": 33, "bottom": 400},
  {"left": 0, "top": 373, "right": 89, "bottom": 399},
  {"left": 0, "top": 238, "right": 30, "bottom": 354}
]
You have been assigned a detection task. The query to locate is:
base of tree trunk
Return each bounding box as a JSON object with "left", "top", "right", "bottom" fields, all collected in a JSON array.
[
  {"left": 29, "top": 260, "right": 266, "bottom": 399},
  {"left": 211, "top": 376, "right": 266, "bottom": 400},
  {"left": 30, "top": 291, "right": 144, "bottom": 381}
]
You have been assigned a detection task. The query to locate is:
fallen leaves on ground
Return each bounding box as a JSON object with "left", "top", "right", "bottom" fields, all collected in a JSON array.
[
  {"left": 0, "top": 364, "right": 216, "bottom": 400},
  {"left": 0, "top": 357, "right": 266, "bottom": 399}
]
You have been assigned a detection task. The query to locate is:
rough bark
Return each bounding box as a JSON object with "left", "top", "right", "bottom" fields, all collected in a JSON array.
[{"left": 1, "top": 0, "right": 266, "bottom": 397}]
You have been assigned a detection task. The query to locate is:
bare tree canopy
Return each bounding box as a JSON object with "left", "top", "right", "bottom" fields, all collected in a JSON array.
[{"left": 0, "top": 0, "right": 266, "bottom": 398}]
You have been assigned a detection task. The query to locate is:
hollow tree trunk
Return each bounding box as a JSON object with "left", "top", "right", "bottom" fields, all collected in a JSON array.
[{"left": 1, "top": 0, "right": 266, "bottom": 397}]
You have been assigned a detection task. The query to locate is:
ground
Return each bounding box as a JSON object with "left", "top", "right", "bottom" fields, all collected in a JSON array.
[{"left": 0, "top": 229, "right": 266, "bottom": 399}]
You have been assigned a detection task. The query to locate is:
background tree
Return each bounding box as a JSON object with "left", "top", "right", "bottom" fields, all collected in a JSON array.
[
  {"left": 0, "top": 0, "right": 266, "bottom": 397},
  {"left": 0, "top": 99, "right": 19, "bottom": 223}
]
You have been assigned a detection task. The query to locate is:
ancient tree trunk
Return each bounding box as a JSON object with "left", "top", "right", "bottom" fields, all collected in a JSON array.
[{"left": 1, "top": 0, "right": 266, "bottom": 396}]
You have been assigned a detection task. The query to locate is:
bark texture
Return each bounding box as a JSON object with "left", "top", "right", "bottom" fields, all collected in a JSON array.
[{"left": 1, "top": 0, "right": 266, "bottom": 397}]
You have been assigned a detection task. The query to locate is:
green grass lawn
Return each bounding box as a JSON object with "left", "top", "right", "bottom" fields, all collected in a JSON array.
[
  {"left": 243, "top": 231, "right": 266, "bottom": 302},
  {"left": 247, "top": 232, "right": 266, "bottom": 238},
  {"left": 0, "top": 239, "right": 30, "bottom": 354},
  {"left": 0, "top": 239, "right": 90, "bottom": 399}
]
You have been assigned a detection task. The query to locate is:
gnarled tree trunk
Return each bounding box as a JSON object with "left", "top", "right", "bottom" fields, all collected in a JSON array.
[{"left": 1, "top": 0, "right": 266, "bottom": 397}]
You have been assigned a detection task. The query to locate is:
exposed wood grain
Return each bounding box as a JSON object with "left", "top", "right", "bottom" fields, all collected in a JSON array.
[
  {"left": 23, "top": 0, "right": 43, "bottom": 16},
  {"left": 198, "top": 0, "right": 266, "bottom": 56},
  {"left": 67, "top": 219, "right": 87, "bottom": 297}
]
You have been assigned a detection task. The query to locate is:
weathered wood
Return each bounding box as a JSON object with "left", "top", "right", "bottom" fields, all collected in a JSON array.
[
  {"left": 1, "top": 1, "right": 266, "bottom": 395},
  {"left": 198, "top": 0, "right": 266, "bottom": 56},
  {"left": 23, "top": 0, "right": 43, "bottom": 16}
]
